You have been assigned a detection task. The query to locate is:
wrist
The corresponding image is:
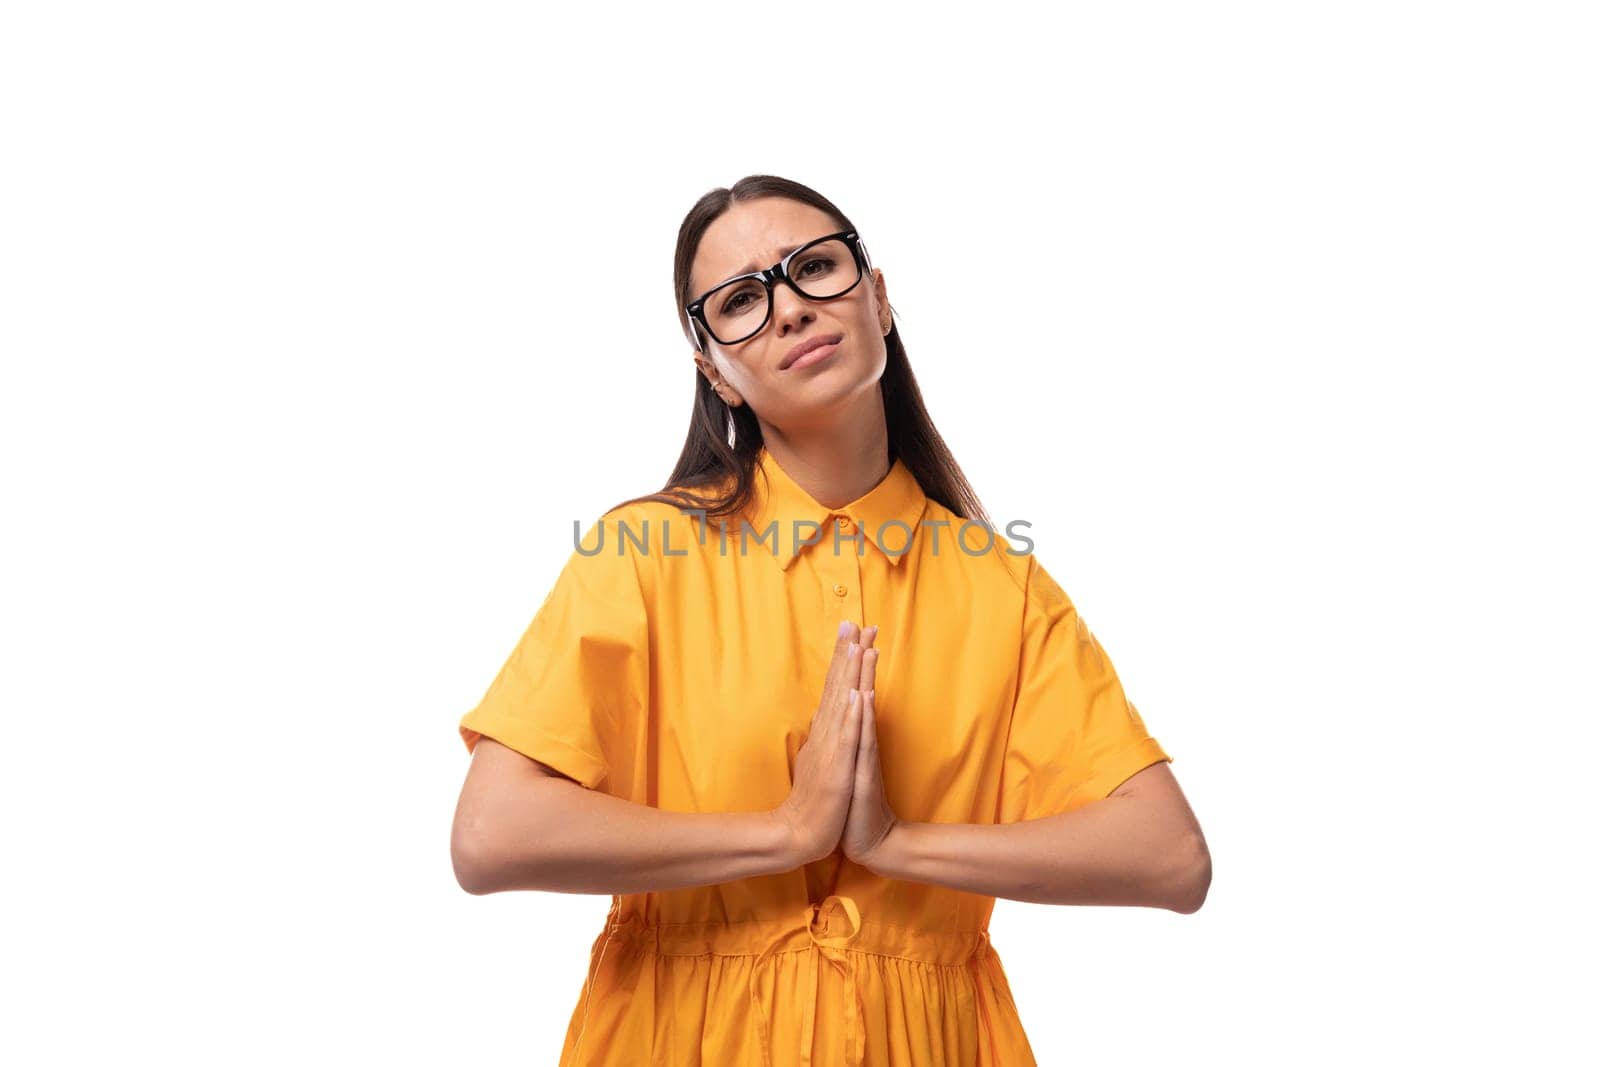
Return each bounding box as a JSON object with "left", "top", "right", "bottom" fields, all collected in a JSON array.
[
  {"left": 861, "top": 818, "right": 911, "bottom": 877},
  {"left": 762, "top": 806, "right": 809, "bottom": 871}
]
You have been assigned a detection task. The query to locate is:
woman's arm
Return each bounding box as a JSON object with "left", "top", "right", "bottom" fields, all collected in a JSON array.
[
  {"left": 451, "top": 738, "right": 795, "bottom": 895},
  {"left": 862, "top": 762, "right": 1211, "bottom": 912}
]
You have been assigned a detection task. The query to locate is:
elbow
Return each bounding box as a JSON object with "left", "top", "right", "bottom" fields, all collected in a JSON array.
[
  {"left": 1165, "top": 833, "right": 1212, "bottom": 915},
  {"left": 452, "top": 833, "right": 493, "bottom": 896},
  {"left": 451, "top": 816, "right": 505, "bottom": 896},
  {"left": 452, "top": 771, "right": 569, "bottom": 895}
]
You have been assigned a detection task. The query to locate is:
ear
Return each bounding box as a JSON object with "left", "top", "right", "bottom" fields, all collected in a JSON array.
[
  {"left": 693, "top": 350, "right": 744, "bottom": 408},
  {"left": 872, "top": 268, "right": 891, "bottom": 335}
]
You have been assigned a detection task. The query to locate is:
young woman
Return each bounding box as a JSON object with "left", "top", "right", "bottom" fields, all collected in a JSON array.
[{"left": 452, "top": 174, "right": 1211, "bottom": 1066}]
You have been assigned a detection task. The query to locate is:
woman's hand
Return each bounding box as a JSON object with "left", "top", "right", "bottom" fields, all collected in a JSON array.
[
  {"left": 770, "top": 621, "right": 869, "bottom": 867},
  {"left": 841, "top": 629, "right": 902, "bottom": 870}
]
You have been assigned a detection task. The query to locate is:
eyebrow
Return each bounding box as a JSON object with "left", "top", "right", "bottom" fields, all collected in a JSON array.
[{"left": 711, "top": 243, "right": 805, "bottom": 289}]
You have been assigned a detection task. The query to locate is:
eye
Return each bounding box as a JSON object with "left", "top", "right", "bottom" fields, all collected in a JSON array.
[
  {"left": 796, "top": 255, "right": 836, "bottom": 278},
  {"left": 720, "top": 288, "right": 758, "bottom": 315}
]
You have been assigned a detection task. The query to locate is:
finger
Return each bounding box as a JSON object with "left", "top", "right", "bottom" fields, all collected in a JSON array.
[
  {"left": 822, "top": 621, "right": 861, "bottom": 701},
  {"left": 820, "top": 642, "right": 859, "bottom": 740},
  {"left": 857, "top": 627, "right": 878, "bottom": 688},
  {"left": 845, "top": 624, "right": 876, "bottom": 691},
  {"left": 852, "top": 690, "right": 875, "bottom": 790},
  {"left": 859, "top": 646, "right": 878, "bottom": 693},
  {"left": 816, "top": 623, "right": 853, "bottom": 720},
  {"left": 839, "top": 689, "right": 862, "bottom": 753},
  {"left": 861, "top": 689, "right": 879, "bottom": 760}
]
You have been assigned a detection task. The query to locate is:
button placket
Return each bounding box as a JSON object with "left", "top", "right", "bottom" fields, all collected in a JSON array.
[{"left": 816, "top": 514, "right": 864, "bottom": 622}]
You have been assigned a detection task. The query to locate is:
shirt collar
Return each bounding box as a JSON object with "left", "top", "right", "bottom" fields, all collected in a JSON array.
[{"left": 743, "top": 444, "right": 928, "bottom": 571}]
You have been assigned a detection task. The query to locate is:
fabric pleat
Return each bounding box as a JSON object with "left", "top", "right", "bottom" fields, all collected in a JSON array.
[{"left": 557, "top": 894, "right": 1037, "bottom": 1066}]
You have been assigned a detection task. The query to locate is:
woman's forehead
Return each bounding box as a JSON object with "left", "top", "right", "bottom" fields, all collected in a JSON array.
[{"left": 692, "top": 199, "right": 840, "bottom": 294}]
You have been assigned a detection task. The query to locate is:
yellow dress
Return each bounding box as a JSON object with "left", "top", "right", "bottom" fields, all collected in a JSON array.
[{"left": 459, "top": 445, "right": 1172, "bottom": 1066}]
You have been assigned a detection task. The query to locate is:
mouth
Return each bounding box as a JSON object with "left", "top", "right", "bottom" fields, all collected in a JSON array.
[{"left": 779, "top": 332, "right": 845, "bottom": 371}]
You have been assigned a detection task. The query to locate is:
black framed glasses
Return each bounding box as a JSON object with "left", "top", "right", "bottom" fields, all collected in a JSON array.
[{"left": 686, "top": 230, "right": 870, "bottom": 347}]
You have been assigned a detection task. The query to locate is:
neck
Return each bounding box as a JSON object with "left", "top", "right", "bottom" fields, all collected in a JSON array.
[{"left": 757, "top": 391, "right": 892, "bottom": 509}]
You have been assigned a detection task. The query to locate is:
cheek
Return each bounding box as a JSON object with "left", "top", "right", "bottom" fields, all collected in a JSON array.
[
  {"left": 858, "top": 294, "right": 886, "bottom": 333},
  {"left": 721, "top": 349, "right": 766, "bottom": 385}
]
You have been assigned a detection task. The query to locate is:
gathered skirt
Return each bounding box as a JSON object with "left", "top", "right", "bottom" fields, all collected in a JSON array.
[{"left": 558, "top": 894, "right": 1039, "bottom": 1066}]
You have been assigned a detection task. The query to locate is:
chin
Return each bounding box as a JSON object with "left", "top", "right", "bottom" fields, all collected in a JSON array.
[{"left": 772, "top": 367, "right": 876, "bottom": 412}]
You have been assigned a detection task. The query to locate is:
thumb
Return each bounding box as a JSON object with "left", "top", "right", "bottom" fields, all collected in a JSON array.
[
  {"left": 842, "top": 690, "right": 864, "bottom": 789},
  {"left": 850, "top": 694, "right": 870, "bottom": 789}
]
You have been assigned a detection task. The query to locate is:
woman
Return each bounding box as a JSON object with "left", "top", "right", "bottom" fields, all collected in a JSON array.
[{"left": 451, "top": 174, "right": 1211, "bottom": 1066}]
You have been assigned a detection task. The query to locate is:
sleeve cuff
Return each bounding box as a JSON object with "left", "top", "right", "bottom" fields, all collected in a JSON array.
[
  {"left": 459, "top": 710, "right": 609, "bottom": 792},
  {"left": 1061, "top": 736, "right": 1172, "bottom": 813}
]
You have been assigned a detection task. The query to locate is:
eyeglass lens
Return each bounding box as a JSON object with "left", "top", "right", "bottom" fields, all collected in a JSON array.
[{"left": 702, "top": 238, "right": 860, "bottom": 345}]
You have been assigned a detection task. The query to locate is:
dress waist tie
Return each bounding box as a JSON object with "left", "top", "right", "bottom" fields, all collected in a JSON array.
[
  {"left": 597, "top": 896, "right": 993, "bottom": 1067},
  {"left": 750, "top": 894, "right": 867, "bottom": 1067}
]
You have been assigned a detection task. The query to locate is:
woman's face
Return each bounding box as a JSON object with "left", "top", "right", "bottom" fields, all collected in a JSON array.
[{"left": 688, "top": 197, "right": 891, "bottom": 430}]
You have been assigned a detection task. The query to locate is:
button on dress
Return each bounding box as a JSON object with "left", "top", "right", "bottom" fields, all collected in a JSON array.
[{"left": 458, "top": 445, "right": 1172, "bottom": 1066}]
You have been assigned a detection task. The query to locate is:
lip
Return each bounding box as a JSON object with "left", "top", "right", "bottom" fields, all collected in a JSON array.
[{"left": 780, "top": 333, "right": 844, "bottom": 371}]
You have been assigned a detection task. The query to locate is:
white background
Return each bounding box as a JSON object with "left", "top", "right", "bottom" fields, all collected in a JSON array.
[{"left": 4, "top": 2, "right": 1596, "bottom": 1063}]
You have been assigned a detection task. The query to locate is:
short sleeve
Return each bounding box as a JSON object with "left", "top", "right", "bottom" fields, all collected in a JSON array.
[
  {"left": 999, "top": 556, "right": 1171, "bottom": 822},
  {"left": 457, "top": 516, "right": 650, "bottom": 793}
]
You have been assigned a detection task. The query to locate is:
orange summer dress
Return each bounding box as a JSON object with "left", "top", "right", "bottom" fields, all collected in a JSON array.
[{"left": 458, "top": 444, "right": 1172, "bottom": 1065}]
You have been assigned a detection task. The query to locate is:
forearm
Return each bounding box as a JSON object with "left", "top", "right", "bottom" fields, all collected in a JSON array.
[
  {"left": 871, "top": 795, "right": 1209, "bottom": 912},
  {"left": 460, "top": 780, "right": 793, "bottom": 896}
]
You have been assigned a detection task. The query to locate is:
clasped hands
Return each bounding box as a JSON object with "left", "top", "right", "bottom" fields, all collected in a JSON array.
[{"left": 772, "top": 620, "right": 902, "bottom": 873}]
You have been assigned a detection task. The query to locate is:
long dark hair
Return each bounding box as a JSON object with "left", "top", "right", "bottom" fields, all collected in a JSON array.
[{"left": 610, "top": 174, "right": 991, "bottom": 529}]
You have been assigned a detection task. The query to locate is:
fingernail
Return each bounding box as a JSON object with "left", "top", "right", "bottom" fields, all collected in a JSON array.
[{"left": 838, "top": 620, "right": 851, "bottom": 636}]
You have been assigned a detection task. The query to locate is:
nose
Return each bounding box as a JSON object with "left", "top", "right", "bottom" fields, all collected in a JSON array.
[{"left": 770, "top": 278, "right": 816, "bottom": 337}]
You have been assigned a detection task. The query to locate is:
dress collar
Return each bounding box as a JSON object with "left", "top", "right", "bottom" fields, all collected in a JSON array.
[{"left": 743, "top": 444, "right": 928, "bottom": 571}]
